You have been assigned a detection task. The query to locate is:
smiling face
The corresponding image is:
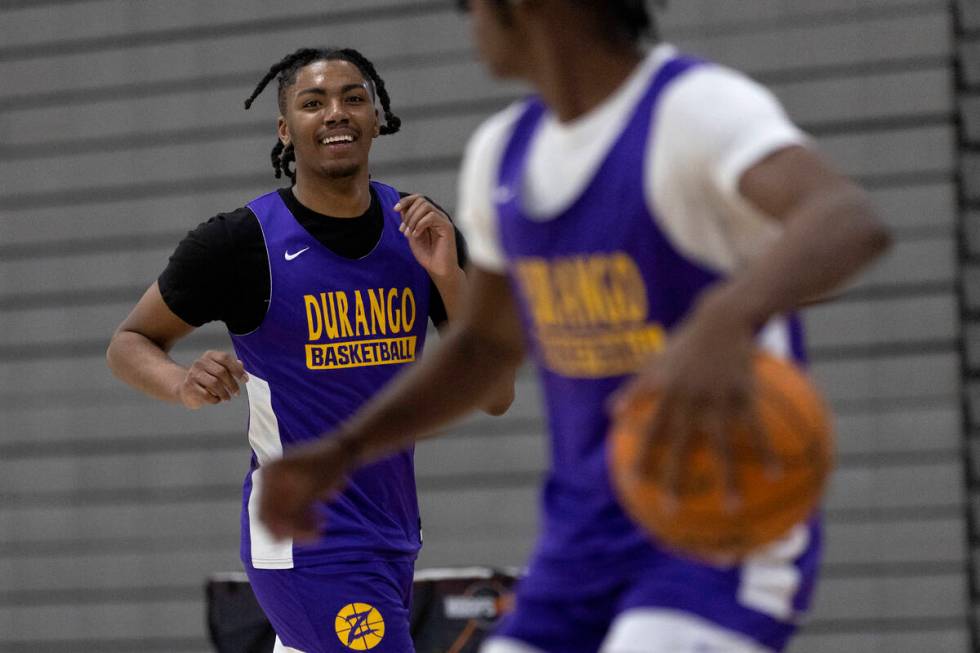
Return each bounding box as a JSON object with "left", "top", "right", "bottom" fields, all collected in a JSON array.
[{"left": 277, "top": 59, "right": 381, "bottom": 182}]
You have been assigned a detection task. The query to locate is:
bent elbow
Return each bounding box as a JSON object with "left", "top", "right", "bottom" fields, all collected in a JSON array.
[{"left": 482, "top": 392, "right": 515, "bottom": 417}]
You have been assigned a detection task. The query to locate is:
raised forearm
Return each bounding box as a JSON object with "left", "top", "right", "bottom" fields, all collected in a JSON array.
[
  {"left": 707, "top": 186, "right": 890, "bottom": 328},
  {"left": 430, "top": 267, "right": 467, "bottom": 323},
  {"left": 432, "top": 267, "right": 517, "bottom": 415}
]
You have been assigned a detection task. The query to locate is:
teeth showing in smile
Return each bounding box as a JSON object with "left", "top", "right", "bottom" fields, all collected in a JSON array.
[{"left": 320, "top": 135, "right": 355, "bottom": 145}]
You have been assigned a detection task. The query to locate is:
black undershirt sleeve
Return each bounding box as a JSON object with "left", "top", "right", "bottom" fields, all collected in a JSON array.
[{"left": 158, "top": 207, "right": 268, "bottom": 334}]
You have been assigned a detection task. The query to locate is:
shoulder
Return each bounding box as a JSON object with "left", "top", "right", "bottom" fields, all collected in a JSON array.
[
  {"left": 658, "top": 63, "right": 786, "bottom": 134},
  {"left": 650, "top": 55, "right": 807, "bottom": 193},
  {"left": 185, "top": 205, "right": 261, "bottom": 250}
]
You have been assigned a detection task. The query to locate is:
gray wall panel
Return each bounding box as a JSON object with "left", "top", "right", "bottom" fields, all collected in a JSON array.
[
  {"left": 0, "top": 0, "right": 967, "bottom": 649},
  {"left": 789, "top": 630, "right": 969, "bottom": 653},
  {"left": 803, "top": 293, "right": 957, "bottom": 349},
  {"left": 812, "top": 352, "right": 959, "bottom": 404},
  {"left": 810, "top": 573, "right": 967, "bottom": 622},
  {"left": 834, "top": 401, "right": 961, "bottom": 455}
]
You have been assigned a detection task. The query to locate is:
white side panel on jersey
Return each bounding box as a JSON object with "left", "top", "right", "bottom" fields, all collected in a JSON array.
[
  {"left": 600, "top": 609, "right": 774, "bottom": 653},
  {"left": 246, "top": 374, "right": 284, "bottom": 465},
  {"left": 273, "top": 636, "right": 306, "bottom": 653},
  {"left": 245, "top": 374, "right": 294, "bottom": 569},
  {"left": 756, "top": 317, "right": 792, "bottom": 359},
  {"left": 737, "top": 523, "right": 809, "bottom": 621}
]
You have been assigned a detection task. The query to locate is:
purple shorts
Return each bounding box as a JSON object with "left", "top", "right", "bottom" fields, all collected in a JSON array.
[
  {"left": 493, "top": 519, "right": 821, "bottom": 653},
  {"left": 246, "top": 559, "right": 415, "bottom": 653}
]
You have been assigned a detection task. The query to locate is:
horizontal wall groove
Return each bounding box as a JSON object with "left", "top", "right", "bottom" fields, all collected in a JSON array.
[
  {"left": 0, "top": 286, "right": 145, "bottom": 310},
  {"left": 807, "top": 339, "right": 957, "bottom": 361},
  {"left": 753, "top": 55, "right": 952, "bottom": 86},
  {"left": 0, "top": 535, "right": 230, "bottom": 558},
  {"left": 825, "top": 504, "right": 964, "bottom": 522},
  {"left": 0, "top": 1, "right": 449, "bottom": 63},
  {"left": 666, "top": 0, "right": 949, "bottom": 39},
  {"left": 0, "top": 562, "right": 963, "bottom": 609},
  {"left": 835, "top": 280, "right": 955, "bottom": 302},
  {"left": 0, "top": 332, "right": 955, "bottom": 364},
  {"left": 0, "top": 0, "right": 946, "bottom": 64},
  {"left": 0, "top": 155, "right": 462, "bottom": 211},
  {"left": 0, "top": 233, "right": 182, "bottom": 260},
  {"left": 802, "top": 616, "right": 968, "bottom": 634},
  {"left": 0, "top": 431, "right": 241, "bottom": 459},
  {"left": 0, "top": 47, "right": 477, "bottom": 113},
  {"left": 0, "top": 96, "right": 519, "bottom": 162},
  {"left": 0, "top": 157, "right": 945, "bottom": 213},
  {"left": 0, "top": 106, "right": 949, "bottom": 164},
  {"left": 0, "top": 483, "right": 240, "bottom": 509},
  {"left": 0, "top": 638, "right": 207, "bottom": 653}
]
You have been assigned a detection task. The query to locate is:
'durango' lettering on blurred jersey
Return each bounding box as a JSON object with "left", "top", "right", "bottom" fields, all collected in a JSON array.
[
  {"left": 513, "top": 252, "right": 664, "bottom": 378},
  {"left": 303, "top": 287, "right": 417, "bottom": 370}
]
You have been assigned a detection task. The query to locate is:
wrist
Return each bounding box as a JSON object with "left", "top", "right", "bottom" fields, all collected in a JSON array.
[
  {"left": 695, "top": 282, "right": 768, "bottom": 334},
  {"left": 333, "top": 428, "right": 366, "bottom": 469},
  {"left": 429, "top": 266, "right": 466, "bottom": 292}
]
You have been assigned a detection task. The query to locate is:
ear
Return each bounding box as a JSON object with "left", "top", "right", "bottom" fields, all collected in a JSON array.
[
  {"left": 373, "top": 108, "right": 381, "bottom": 137},
  {"left": 277, "top": 115, "right": 290, "bottom": 145}
]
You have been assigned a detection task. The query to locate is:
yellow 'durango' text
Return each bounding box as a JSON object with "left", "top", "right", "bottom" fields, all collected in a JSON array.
[{"left": 513, "top": 252, "right": 665, "bottom": 378}]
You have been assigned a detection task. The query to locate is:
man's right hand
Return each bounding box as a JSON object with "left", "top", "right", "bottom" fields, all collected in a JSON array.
[
  {"left": 176, "top": 350, "right": 249, "bottom": 409},
  {"left": 259, "top": 436, "right": 356, "bottom": 542}
]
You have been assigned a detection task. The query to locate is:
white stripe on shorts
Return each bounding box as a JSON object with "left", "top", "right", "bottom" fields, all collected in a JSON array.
[{"left": 600, "top": 609, "right": 774, "bottom": 653}]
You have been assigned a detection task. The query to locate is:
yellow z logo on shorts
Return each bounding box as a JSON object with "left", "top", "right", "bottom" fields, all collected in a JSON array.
[{"left": 335, "top": 602, "right": 385, "bottom": 650}]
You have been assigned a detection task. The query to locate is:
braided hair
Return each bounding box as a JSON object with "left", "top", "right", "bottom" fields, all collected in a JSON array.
[{"left": 244, "top": 47, "right": 401, "bottom": 180}]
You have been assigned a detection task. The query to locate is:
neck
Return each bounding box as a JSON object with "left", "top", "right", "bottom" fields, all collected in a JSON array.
[
  {"left": 524, "top": 35, "right": 644, "bottom": 123},
  {"left": 291, "top": 171, "right": 372, "bottom": 217}
]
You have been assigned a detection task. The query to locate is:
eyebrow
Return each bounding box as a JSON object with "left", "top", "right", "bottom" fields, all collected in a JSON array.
[{"left": 296, "top": 83, "right": 371, "bottom": 97}]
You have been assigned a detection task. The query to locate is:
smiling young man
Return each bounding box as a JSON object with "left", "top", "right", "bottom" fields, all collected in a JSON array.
[
  {"left": 106, "top": 47, "right": 513, "bottom": 653},
  {"left": 256, "top": 3, "right": 890, "bottom": 653}
]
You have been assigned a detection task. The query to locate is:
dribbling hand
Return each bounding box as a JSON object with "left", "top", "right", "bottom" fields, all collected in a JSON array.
[
  {"left": 176, "top": 350, "right": 248, "bottom": 410},
  {"left": 259, "top": 437, "right": 356, "bottom": 542},
  {"left": 610, "top": 287, "right": 774, "bottom": 509}
]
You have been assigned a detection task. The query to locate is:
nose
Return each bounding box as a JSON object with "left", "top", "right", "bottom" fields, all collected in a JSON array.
[{"left": 324, "top": 98, "right": 350, "bottom": 125}]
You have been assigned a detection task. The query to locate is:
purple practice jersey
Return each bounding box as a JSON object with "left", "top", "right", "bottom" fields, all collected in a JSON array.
[
  {"left": 492, "top": 56, "right": 817, "bottom": 650},
  {"left": 231, "top": 181, "right": 430, "bottom": 569}
]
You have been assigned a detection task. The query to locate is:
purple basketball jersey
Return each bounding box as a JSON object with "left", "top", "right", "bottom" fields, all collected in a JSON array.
[
  {"left": 492, "top": 56, "right": 818, "bottom": 651},
  {"left": 231, "top": 181, "right": 430, "bottom": 569}
]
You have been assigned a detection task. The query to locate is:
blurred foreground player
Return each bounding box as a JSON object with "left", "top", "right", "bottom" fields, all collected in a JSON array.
[
  {"left": 258, "top": 3, "right": 890, "bottom": 652},
  {"left": 107, "top": 46, "right": 513, "bottom": 653}
]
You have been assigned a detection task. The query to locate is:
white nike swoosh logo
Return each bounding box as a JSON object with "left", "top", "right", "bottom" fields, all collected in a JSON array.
[
  {"left": 493, "top": 185, "right": 516, "bottom": 204},
  {"left": 284, "top": 247, "right": 310, "bottom": 261}
]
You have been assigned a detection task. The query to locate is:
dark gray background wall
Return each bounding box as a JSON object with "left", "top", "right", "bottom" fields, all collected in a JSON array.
[{"left": 0, "top": 1, "right": 969, "bottom": 651}]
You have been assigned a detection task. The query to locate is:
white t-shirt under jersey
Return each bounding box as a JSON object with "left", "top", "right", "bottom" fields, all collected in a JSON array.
[{"left": 456, "top": 44, "right": 809, "bottom": 275}]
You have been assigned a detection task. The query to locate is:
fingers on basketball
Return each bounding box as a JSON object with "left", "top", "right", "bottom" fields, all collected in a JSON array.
[{"left": 608, "top": 352, "right": 834, "bottom": 560}]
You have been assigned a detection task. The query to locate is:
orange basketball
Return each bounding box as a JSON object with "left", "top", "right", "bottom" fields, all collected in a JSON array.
[{"left": 608, "top": 352, "right": 834, "bottom": 560}]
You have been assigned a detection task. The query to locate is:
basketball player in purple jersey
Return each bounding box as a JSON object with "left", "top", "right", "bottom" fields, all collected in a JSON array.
[
  {"left": 107, "top": 47, "right": 513, "bottom": 653},
  {"left": 258, "top": 3, "right": 891, "bottom": 652}
]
